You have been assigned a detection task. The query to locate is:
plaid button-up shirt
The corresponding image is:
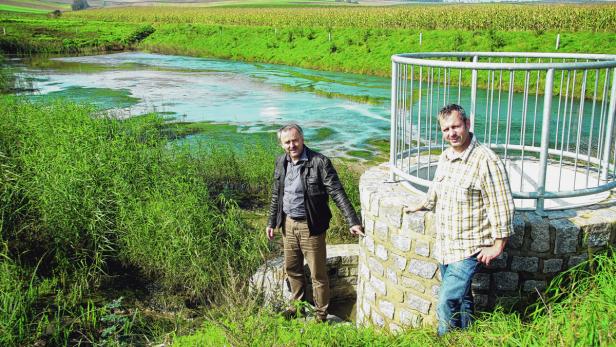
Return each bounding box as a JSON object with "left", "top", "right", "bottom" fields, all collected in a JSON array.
[{"left": 422, "top": 135, "right": 515, "bottom": 264}]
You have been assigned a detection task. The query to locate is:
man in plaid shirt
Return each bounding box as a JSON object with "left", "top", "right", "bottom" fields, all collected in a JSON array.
[{"left": 407, "top": 104, "right": 515, "bottom": 336}]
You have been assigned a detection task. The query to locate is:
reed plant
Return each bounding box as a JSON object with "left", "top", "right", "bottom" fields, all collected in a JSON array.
[{"left": 0, "top": 96, "right": 279, "bottom": 344}]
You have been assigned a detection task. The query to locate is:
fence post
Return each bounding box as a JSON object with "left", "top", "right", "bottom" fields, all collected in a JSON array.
[
  {"left": 470, "top": 55, "right": 478, "bottom": 132},
  {"left": 419, "top": 32, "right": 422, "bottom": 47},
  {"left": 601, "top": 69, "right": 616, "bottom": 181},
  {"left": 390, "top": 61, "right": 399, "bottom": 181},
  {"left": 536, "top": 68, "right": 555, "bottom": 214},
  {"left": 555, "top": 34, "right": 560, "bottom": 50}
]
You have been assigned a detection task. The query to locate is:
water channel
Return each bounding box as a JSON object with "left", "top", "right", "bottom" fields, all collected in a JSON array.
[
  {"left": 12, "top": 52, "right": 607, "bottom": 160},
  {"left": 13, "top": 52, "right": 391, "bottom": 160}
]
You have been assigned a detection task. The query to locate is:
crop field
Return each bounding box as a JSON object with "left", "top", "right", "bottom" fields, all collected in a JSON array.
[
  {"left": 0, "top": 0, "right": 69, "bottom": 12},
  {"left": 65, "top": 4, "right": 616, "bottom": 32}
]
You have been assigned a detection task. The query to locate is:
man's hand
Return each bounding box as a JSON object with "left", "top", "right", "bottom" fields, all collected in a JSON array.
[
  {"left": 349, "top": 224, "right": 364, "bottom": 236},
  {"left": 266, "top": 226, "right": 275, "bottom": 241},
  {"left": 477, "top": 238, "right": 507, "bottom": 266},
  {"left": 403, "top": 202, "right": 425, "bottom": 214}
]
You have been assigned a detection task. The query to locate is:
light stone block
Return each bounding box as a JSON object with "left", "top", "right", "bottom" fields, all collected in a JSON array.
[
  {"left": 376, "top": 244, "right": 388, "bottom": 261},
  {"left": 379, "top": 197, "right": 404, "bottom": 228},
  {"left": 365, "top": 235, "right": 375, "bottom": 253},
  {"left": 372, "top": 311, "right": 385, "bottom": 327},
  {"left": 375, "top": 220, "right": 389, "bottom": 240},
  {"left": 408, "top": 259, "right": 438, "bottom": 279},
  {"left": 404, "top": 293, "right": 432, "bottom": 314},
  {"left": 399, "top": 309, "right": 422, "bottom": 327},
  {"left": 386, "top": 267, "right": 398, "bottom": 284},
  {"left": 364, "top": 284, "right": 376, "bottom": 302},
  {"left": 415, "top": 241, "right": 430, "bottom": 257},
  {"left": 400, "top": 275, "right": 426, "bottom": 293},
  {"left": 392, "top": 253, "right": 407, "bottom": 271},
  {"left": 391, "top": 235, "right": 411, "bottom": 252},
  {"left": 402, "top": 211, "right": 425, "bottom": 234},
  {"left": 368, "top": 256, "right": 384, "bottom": 276},
  {"left": 370, "top": 276, "right": 387, "bottom": 295},
  {"left": 379, "top": 300, "right": 395, "bottom": 319}
]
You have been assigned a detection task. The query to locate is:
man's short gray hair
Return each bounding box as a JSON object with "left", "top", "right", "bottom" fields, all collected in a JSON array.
[
  {"left": 277, "top": 123, "right": 304, "bottom": 142},
  {"left": 438, "top": 104, "right": 468, "bottom": 122}
]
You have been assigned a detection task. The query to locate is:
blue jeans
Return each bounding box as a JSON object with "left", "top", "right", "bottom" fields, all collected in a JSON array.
[{"left": 437, "top": 255, "right": 479, "bottom": 336}]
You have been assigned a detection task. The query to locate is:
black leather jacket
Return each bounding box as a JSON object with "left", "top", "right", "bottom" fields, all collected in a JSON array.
[{"left": 268, "top": 146, "right": 361, "bottom": 235}]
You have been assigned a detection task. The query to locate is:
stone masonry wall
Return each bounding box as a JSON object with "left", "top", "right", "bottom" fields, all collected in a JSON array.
[
  {"left": 357, "top": 164, "right": 616, "bottom": 331},
  {"left": 251, "top": 244, "right": 359, "bottom": 310}
]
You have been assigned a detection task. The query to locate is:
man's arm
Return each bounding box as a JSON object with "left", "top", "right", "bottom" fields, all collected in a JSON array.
[
  {"left": 319, "top": 157, "right": 363, "bottom": 235},
  {"left": 404, "top": 161, "right": 441, "bottom": 214},
  {"left": 266, "top": 158, "right": 282, "bottom": 240},
  {"left": 477, "top": 238, "right": 507, "bottom": 266},
  {"left": 479, "top": 157, "right": 515, "bottom": 265}
]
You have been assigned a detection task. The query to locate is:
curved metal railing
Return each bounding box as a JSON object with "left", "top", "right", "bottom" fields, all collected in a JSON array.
[{"left": 389, "top": 52, "right": 616, "bottom": 213}]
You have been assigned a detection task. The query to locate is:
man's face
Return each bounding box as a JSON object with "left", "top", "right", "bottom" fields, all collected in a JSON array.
[
  {"left": 280, "top": 128, "right": 305, "bottom": 161},
  {"left": 439, "top": 111, "right": 471, "bottom": 153}
]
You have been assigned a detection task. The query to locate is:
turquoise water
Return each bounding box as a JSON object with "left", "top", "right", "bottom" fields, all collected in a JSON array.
[
  {"left": 16, "top": 52, "right": 390, "bottom": 159},
  {"left": 15, "top": 52, "right": 605, "bottom": 159}
]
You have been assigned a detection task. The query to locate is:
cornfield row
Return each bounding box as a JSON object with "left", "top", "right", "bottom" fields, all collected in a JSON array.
[{"left": 65, "top": 4, "right": 616, "bottom": 32}]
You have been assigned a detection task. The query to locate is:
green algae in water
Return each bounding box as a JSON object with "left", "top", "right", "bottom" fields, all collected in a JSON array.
[
  {"left": 169, "top": 121, "right": 279, "bottom": 151},
  {"left": 307, "top": 127, "right": 337, "bottom": 142},
  {"left": 27, "top": 86, "right": 139, "bottom": 110},
  {"left": 347, "top": 149, "right": 374, "bottom": 160}
]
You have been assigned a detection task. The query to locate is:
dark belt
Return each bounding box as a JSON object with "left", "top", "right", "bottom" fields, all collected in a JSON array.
[{"left": 287, "top": 215, "right": 307, "bottom": 221}]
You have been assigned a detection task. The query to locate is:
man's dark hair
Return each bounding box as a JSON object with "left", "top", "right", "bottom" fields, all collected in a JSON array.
[{"left": 438, "top": 104, "right": 467, "bottom": 122}]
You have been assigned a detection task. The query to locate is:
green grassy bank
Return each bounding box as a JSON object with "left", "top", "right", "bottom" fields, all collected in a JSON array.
[
  {"left": 2, "top": 5, "right": 615, "bottom": 75},
  {"left": 178, "top": 250, "right": 616, "bottom": 346}
]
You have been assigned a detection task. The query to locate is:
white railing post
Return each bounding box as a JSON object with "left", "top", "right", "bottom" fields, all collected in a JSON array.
[
  {"left": 600, "top": 69, "right": 616, "bottom": 181},
  {"left": 390, "top": 61, "right": 399, "bottom": 181},
  {"left": 536, "top": 68, "right": 555, "bottom": 214},
  {"left": 470, "top": 55, "right": 478, "bottom": 132}
]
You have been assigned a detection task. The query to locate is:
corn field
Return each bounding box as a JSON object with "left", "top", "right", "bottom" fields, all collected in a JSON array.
[{"left": 66, "top": 4, "right": 616, "bottom": 32}]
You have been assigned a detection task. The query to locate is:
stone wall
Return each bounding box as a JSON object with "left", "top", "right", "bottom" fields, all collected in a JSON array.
[
  {"left": 356, "top": 164, "right": 616, "bottom": 331},
  {"left": 251, "top": 244, "right": 359, "bottom": 313}
]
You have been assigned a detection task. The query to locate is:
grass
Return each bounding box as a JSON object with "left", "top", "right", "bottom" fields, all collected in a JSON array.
[
  {"left": 0, "top": 96, "right": 276, "bottom": 344},
  {"left": 0, "top": 95, "right": 364, "bottom": 344},
  {"left": 0, "top": 4, "right": 49, "bottom": 13},
  {"left": 174, "top": 250, "right": 616, "bottom": 346},
  {"left": 0, "top": 12, "right": 154, "bottom": 54}
]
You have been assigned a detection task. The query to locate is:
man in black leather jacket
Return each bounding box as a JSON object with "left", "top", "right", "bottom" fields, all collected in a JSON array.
[{"left": 266, "top": 124, "right": 363, "bottom": 322}]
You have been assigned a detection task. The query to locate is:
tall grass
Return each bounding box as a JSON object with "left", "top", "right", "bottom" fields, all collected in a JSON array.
[
  {"left": 0, "top": 96, "right": 279, "bottom": 344},
  {"left": 174, "top": 250, "right": 615, "bottom": 346}
]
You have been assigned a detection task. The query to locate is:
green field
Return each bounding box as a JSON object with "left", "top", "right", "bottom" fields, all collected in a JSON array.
[
  {"left": 1, "top": 4, "right": 615, "bottom": 75},
  {"left": 1, "top": 3, "right": 616, "bottom": 346}
]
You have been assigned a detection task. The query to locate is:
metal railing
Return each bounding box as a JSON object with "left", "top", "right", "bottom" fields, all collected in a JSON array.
[{"left": 389, "top": 52, "right": 616, "bottom": 213}]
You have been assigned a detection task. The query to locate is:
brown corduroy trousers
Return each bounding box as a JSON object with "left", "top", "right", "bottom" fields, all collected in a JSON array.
[{"left": 283, "top": 216, "right": 329, "bottom": 319}]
